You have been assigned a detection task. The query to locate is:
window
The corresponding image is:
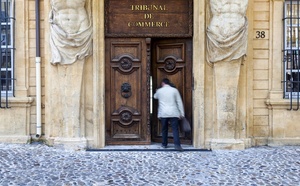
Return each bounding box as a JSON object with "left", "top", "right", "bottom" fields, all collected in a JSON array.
[
  {"left": 0, "top": 0, "right": 14, "bottom": 107},
  {"left": 283, "top": 1, "right": 300, "bottom": 102}
]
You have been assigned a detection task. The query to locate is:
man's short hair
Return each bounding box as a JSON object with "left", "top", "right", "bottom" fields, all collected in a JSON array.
[{"left": 162, "top": 78, "right": 170, "bottom": 85}]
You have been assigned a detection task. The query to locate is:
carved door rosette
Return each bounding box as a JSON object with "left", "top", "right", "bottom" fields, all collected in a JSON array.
[
  {"left": 112, "top": 55, "right": 140, "bottom": 74},
  {"left": 120, "top": 110, "right": 133, "bottom": 125},
  {"left": 164, "top": 57, "right": 177, "bottom": 72},
  {"left": 119, "top": 56, "right": 133, "bottom": 71},
  {"left": 111, "top": 106, "right": 141, "bottom": 139},
  {"left": 112, "top": 106, "right": 139, "bottom": 124},
  {"left": 159, "top": 56, "right": 184, "bottom": 74}
]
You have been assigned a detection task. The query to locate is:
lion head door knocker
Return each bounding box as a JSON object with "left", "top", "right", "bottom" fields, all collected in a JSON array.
[{"left": 121, "top": 83, "right": 132, "bottom": 98}]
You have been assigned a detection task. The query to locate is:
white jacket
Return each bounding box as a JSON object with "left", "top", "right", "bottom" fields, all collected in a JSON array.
[{"left": 153, "top": 85, "right": 185, "bottom": 118}]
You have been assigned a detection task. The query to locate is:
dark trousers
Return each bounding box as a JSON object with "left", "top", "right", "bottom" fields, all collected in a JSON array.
[{"left": 160, "top": 117, "right": 181, "bottom": 147}]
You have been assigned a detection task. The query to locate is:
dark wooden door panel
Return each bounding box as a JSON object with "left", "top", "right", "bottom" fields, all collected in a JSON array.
[
  {"left": 151, "top": 38, "right": 193, "bottom": 144},
  {"left": 105, "top": 38, "right": 192, "bottom": 145},
  {"left": 105, "top": 38, "right": 150, "bottom": 145}
]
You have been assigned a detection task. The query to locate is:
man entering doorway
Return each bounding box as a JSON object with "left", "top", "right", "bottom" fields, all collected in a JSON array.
[{"left": 154, "top": 78, "right": 185, "bottom": 151}]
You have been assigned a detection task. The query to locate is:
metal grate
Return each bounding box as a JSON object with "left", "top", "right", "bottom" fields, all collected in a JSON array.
[{"left": 283, "top": 0, "right": 300, "bottom": 110}]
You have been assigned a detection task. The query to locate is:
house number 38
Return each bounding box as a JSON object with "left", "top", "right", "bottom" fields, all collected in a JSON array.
[{"left": 256, "top": 31, "right": 266, "bottom": 39}]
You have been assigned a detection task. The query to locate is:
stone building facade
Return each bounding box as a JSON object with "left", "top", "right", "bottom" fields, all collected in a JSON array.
[{"left": 0, "top": 0, "right": 299, "bottom": 150}]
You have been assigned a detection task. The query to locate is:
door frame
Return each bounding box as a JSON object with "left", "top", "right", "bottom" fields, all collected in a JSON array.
[{"left": 91, "top": 0, "right": 206, "bottom": 149}]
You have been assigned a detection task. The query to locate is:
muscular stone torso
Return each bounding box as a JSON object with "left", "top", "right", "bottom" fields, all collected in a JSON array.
[
  {"left": 51, "top": 0, "right": 89, "bottom": 33},
  {"left": 49, "top": 0, "right": 92, "bottom": 65},
  {"left": 209, "top": 0, "right": 248, "bottom": 39},
  {"left": 206, "top": 0, "right": 248, "bottom": 63}
]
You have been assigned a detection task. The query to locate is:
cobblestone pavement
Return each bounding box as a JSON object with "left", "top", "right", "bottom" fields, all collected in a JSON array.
[{"left": 0, "top": 143, "right": 299, "bottom": 186}]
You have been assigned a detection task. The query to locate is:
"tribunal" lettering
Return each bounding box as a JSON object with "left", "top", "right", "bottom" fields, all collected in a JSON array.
[{"left": 130, "top": 5, "right": 166, "bottom": 11}]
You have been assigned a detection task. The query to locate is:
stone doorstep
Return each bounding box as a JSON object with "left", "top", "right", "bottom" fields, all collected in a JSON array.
[
  {"left": 87, "top": 143, "right": 211, "bottom": 152},
  {"left": 47, "top": 137, "right": 210, "bottom": 151}
]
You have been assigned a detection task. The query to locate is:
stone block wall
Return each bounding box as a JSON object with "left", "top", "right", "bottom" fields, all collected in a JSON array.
[{"left": 252, "top": 0, "right": 271, "bottom": 145}]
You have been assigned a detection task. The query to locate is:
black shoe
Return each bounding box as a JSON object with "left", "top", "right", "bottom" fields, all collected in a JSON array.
[
  {"left": 161, "top": 144, "right": 167, "bottom": 148},
  {"left": 175, "top": 145, "right": 183, "bottom": 152}
]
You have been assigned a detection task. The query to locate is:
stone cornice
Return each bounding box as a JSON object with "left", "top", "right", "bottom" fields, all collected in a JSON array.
[
  {"left": 265, "top": 98, "right": 300, "bottom": 110},
  {"left": 1, "top": 97, "right": 34, "bottom": 108}
]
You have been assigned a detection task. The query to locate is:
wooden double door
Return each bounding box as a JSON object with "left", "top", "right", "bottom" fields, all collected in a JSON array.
[{"left": 105, "top": 38, "right": 192, "bottom": 145}]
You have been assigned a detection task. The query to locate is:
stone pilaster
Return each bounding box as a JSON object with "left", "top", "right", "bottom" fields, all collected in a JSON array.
[
  {"left": 210, "top": 59, "right": 248, "bottom": 150},
  {"left": 214, "top": 59, "right": 241, "bottom": 139}
]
